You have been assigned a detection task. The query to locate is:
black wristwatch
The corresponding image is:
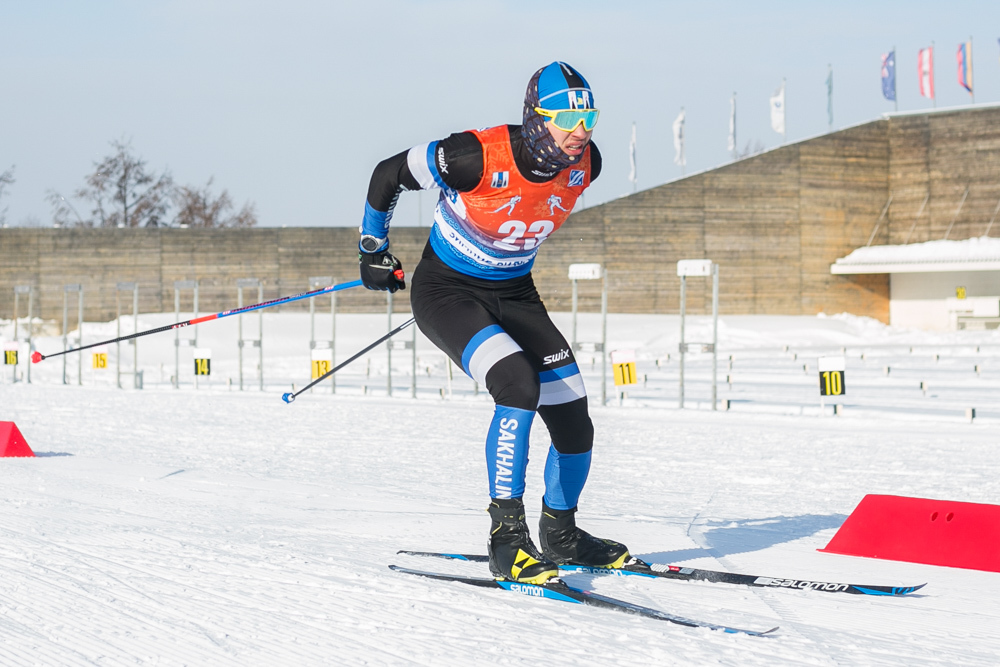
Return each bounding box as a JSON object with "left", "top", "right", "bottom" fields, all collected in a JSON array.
[{"left": 360, "top": 235, "right": 387, "bottom": 253}]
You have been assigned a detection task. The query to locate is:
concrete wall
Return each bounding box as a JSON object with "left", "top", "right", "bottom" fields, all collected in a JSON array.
[
  {"left": 0, "top": 227, "right": 431, "bottom": 322},
  {"left": 4, "top": 105, "right": 999, "bottom": 324},
  {"left": 890, "top": 270, "right": 1000, "bottom": 330}
]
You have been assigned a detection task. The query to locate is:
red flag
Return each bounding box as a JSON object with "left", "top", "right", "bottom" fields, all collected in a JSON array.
[{"left": 918, "top": 46, "right": 935, "bottom": 99}]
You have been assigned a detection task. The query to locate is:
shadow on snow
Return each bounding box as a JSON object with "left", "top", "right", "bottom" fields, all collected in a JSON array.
[{"left": 640, "top": 513, "right": 848, "bottom": 564}]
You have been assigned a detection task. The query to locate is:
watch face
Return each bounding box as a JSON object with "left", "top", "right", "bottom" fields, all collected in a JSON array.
[{"left": 361, "top": 237, "right": 382, "bottom": 252}]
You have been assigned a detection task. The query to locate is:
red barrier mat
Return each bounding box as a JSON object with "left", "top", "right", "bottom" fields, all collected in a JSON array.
[
  {"left": 820, "top": 494, "right": 1000, "bottom": 573},
  {"left": 0, "top": 421, "right": 35, "bottom": 457}
]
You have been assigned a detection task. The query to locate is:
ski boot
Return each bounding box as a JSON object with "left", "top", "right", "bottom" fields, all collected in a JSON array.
[
  {"left": 487, "top": 498, "right": 559, "bottom": 585},
  {"left": 538, "top": 502, "right": 630, "bottom": 569}
]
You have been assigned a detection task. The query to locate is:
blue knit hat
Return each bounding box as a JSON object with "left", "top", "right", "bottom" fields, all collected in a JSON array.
[
  {"left": 535, "top": 62, "right": 595, "bottom": 111},
  {"left": 522, "top": 62, "right": 594, "bottom": 174}
]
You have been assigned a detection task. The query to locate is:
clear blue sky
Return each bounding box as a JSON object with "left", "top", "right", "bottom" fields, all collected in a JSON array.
[{"left": 2, "top": 0, "right": 999, "bottom": 229}]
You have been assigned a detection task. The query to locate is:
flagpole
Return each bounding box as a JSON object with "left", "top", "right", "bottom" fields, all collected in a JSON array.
[
  {"left": 782, "top": 78, "right": 787, "bottom": 145},
  {"left": 733, "top": 92, "right": 737, "bottom": 159},
  {"left": 826, "top": 65, "right": 833, "bottom": 131},
  {"left": 932, "top": 41, "right": 936, "bottom": 108},
  {"left": 680, "top": 107, "right": 686, "bottom": 176},
  {"left": 893, "top": 46, "right": 898, "bottom": 112},
  {"left": 730, "top": 92, "right": 737, "bottom": 160},
  {"left": 970, "top": 36, "right": 975, "bottom": 104}
]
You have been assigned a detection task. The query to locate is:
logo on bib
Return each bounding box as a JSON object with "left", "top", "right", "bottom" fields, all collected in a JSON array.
[
  {"left": 490, "top": 171, "right": 509, "bottom": 188},
  {"left": 568, "top": 170, "right": 585, "bottom": 187}
]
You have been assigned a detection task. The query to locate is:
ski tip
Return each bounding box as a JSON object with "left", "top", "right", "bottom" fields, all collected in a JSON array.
[
  {"left": 853, "top": 582, "right": 927, "bottom": 596},
  {"left": 31, "top": 351, "right": 44, "bottom": 364},
  {"left": 281, "top": 392, "right": 295, "bottom": 404}
]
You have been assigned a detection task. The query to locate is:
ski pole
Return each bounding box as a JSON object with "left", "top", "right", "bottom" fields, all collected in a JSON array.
[
  {"left": 32, "top": 279, "right": 364, "bottom": 364},
  {"left": 282, "top": 317, "right": 416, "bottom": 403}
]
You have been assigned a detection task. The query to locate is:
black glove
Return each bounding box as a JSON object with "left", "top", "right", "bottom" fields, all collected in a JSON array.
[{"left": 359, "top": 245, "right": 406, "bottom": 293}]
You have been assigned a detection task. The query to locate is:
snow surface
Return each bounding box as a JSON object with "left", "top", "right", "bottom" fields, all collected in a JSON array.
[
  {"left": 834, "top": 236, "right": 1000, "bottom": 267},
  {"left": 2, "top": 311, "right": 1000, "bottom": 665}
]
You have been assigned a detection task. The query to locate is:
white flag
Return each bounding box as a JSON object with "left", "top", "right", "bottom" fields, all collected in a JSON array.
[
  {"left": 727, "top": 94, "right": 736, "bottom": 154},
  {"left": 672, "top": 109, "right": 685, "bottom": 167},
  {"left": 769, "top": 79, "right": 786, "bottom": 135},
  {"left": 628, "top": 122, "right": 637, "bottom": 187}
]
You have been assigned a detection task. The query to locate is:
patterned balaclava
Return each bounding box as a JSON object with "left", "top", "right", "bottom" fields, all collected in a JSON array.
[{"left": 522, "top": 62, "right": 595, "bottom": 175}]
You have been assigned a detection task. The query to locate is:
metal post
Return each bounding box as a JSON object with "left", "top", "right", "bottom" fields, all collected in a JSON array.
[
  {"left": 257, "top": 283, "right": 263, "bottom": 391},
  {"left": 116, "top": 288, "right": 122, "bottom": 389},
  {"left": 571, "top": 278, "right": 579, "bottom": 350},
  {"left": 309, "top": 278, "right": 317, "bottom": 393},
  {"left": 174, "top": 287, "right": 180, "bottom": 388},
  {"left": 387, "top": 291, "right": 393, "bottom": 397},
  {"left": 711, "top": 263, "right": 719, "bottom": 410},
  {"left": 115, "top": 282, "right": 138, "bottom": 389},
  {"left": 331, "top": 280, "right": 337, "bottom": 395},
  {"left": 236, "top": 278, "right": 262, "bottom": 391},
  {"left": 62, "top": 284, "right": 82, "bottom": 385},
  {"left": 25, "top": 289, "right": 33, "bottom": 384},
  {"left": 193, "top": 283, "right": 199, "bottom": 388},
  {"left": 12, "top": 288, "right": 20, "bottom": 383},
  {"left": 62, "top": 289, "right": 69, "bottom": 385},
  {"left": 77, "top": 288, "right": 83, "bottom": 385},
  {"left": 411, "top": 315, "right": 417, "bottom": 399},
  {"left": 237, "top": 285, "right": 244, "bottom": 391},
  {"left": 174, "top": 280, "right": 198, "bottom": 389},
  {"left": 309, "top": 276, "right": 334, "bottom": 394},
  {"left": 132, "top": 287, "right": 139, "bottom": 388},
  {"left": 679, "top": 275, "right": 686, "bottom": 409},
  {"left": 13, "top": 285, "right": 33, "bottom": 384},
  {"left": 600, "top": 268, "right": 608, "bottom": 406}
]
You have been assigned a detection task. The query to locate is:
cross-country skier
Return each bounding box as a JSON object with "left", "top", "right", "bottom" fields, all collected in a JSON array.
[{"left": 357, "top": 62, "right": 629, "bottom": 584}]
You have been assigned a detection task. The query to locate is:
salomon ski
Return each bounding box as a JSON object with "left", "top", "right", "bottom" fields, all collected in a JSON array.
[
  {"left": 389, "top": 565, "right": 778, "bottom": 636},
  {"left": 397, "top": 551, "right": 926, "bottom": 597}
]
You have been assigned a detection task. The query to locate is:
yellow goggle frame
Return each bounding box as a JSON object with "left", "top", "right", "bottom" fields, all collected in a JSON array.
[{"left": 534, "top": 107, "right": 600, "bottom": 132}]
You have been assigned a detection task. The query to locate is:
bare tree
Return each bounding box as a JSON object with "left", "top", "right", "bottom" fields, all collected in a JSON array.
[
  {"left": 0, "top": 165, "right": 15, "bottom": 226},
  {"left": 45, "top": 189, "right": 87, "bottom": 227},
  {"left": 172, "top": 178, "right": 257, "bottom": 228},
  {"left": 72, "top": 138, "right": 173, "bottom": 227}
]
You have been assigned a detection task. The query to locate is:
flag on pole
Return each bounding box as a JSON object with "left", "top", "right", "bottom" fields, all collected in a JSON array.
[
  {"left": 628, "top": 121, "right": 637, "bottom": 191},
  {"left": 769, "top": 79, "right": 786, "bottom": 137},
  {"left": 672, "top": 109, "right": 686, "bottom": 168},
  {"left": 918, "top": 46, "right": 935, "bottom": 100},
  {"left": 826, "top": 65, "right": 833, "bottom": 129},
  {"left": 957, "top": 41, "right": 973, "bottom": 93},
  {"left": 881, "top": 51, "right": 896, "bottom": 101},
  {"left": 727, "top": 94, "right": 736, "bottom": 155}
]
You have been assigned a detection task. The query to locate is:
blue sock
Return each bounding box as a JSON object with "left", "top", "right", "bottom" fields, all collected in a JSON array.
[
  {"left": 542, "top": 445, "right": 592, "bottom": 510},
  {"left": 485, "top": 405, "right": 535, "bottom": 499}
]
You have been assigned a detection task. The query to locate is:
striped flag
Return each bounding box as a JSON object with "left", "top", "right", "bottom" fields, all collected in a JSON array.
[
  {"left": 672, "top": 109, "right": 686, "bottom": 168},
  {"left": 881, "top": 51, "right": 896, "bottom": 101},
  {"left": 728, "top": 93, "right": 736, "bottom": 155},
  {"left": 918, "top": 46, "right": 935, "bottom": 99},
  {"left": 769, "top": 79, "right": 786, "bottom": 137},
  {"left": 957, "top": 41, "right": 973, "bottom": 93}
]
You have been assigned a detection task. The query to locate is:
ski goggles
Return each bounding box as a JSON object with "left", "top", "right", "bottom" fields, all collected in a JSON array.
[{"left": 534, "top": 107, "right": 600, "bottom": 132}]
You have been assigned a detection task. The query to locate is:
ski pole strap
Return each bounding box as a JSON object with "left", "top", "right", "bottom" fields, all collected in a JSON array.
[
  {"left": 282, "top": 317, "right": 416, "bottom": 403},
  {"left": 32, "top": 279, "right": 364, "bottom": 363}
]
